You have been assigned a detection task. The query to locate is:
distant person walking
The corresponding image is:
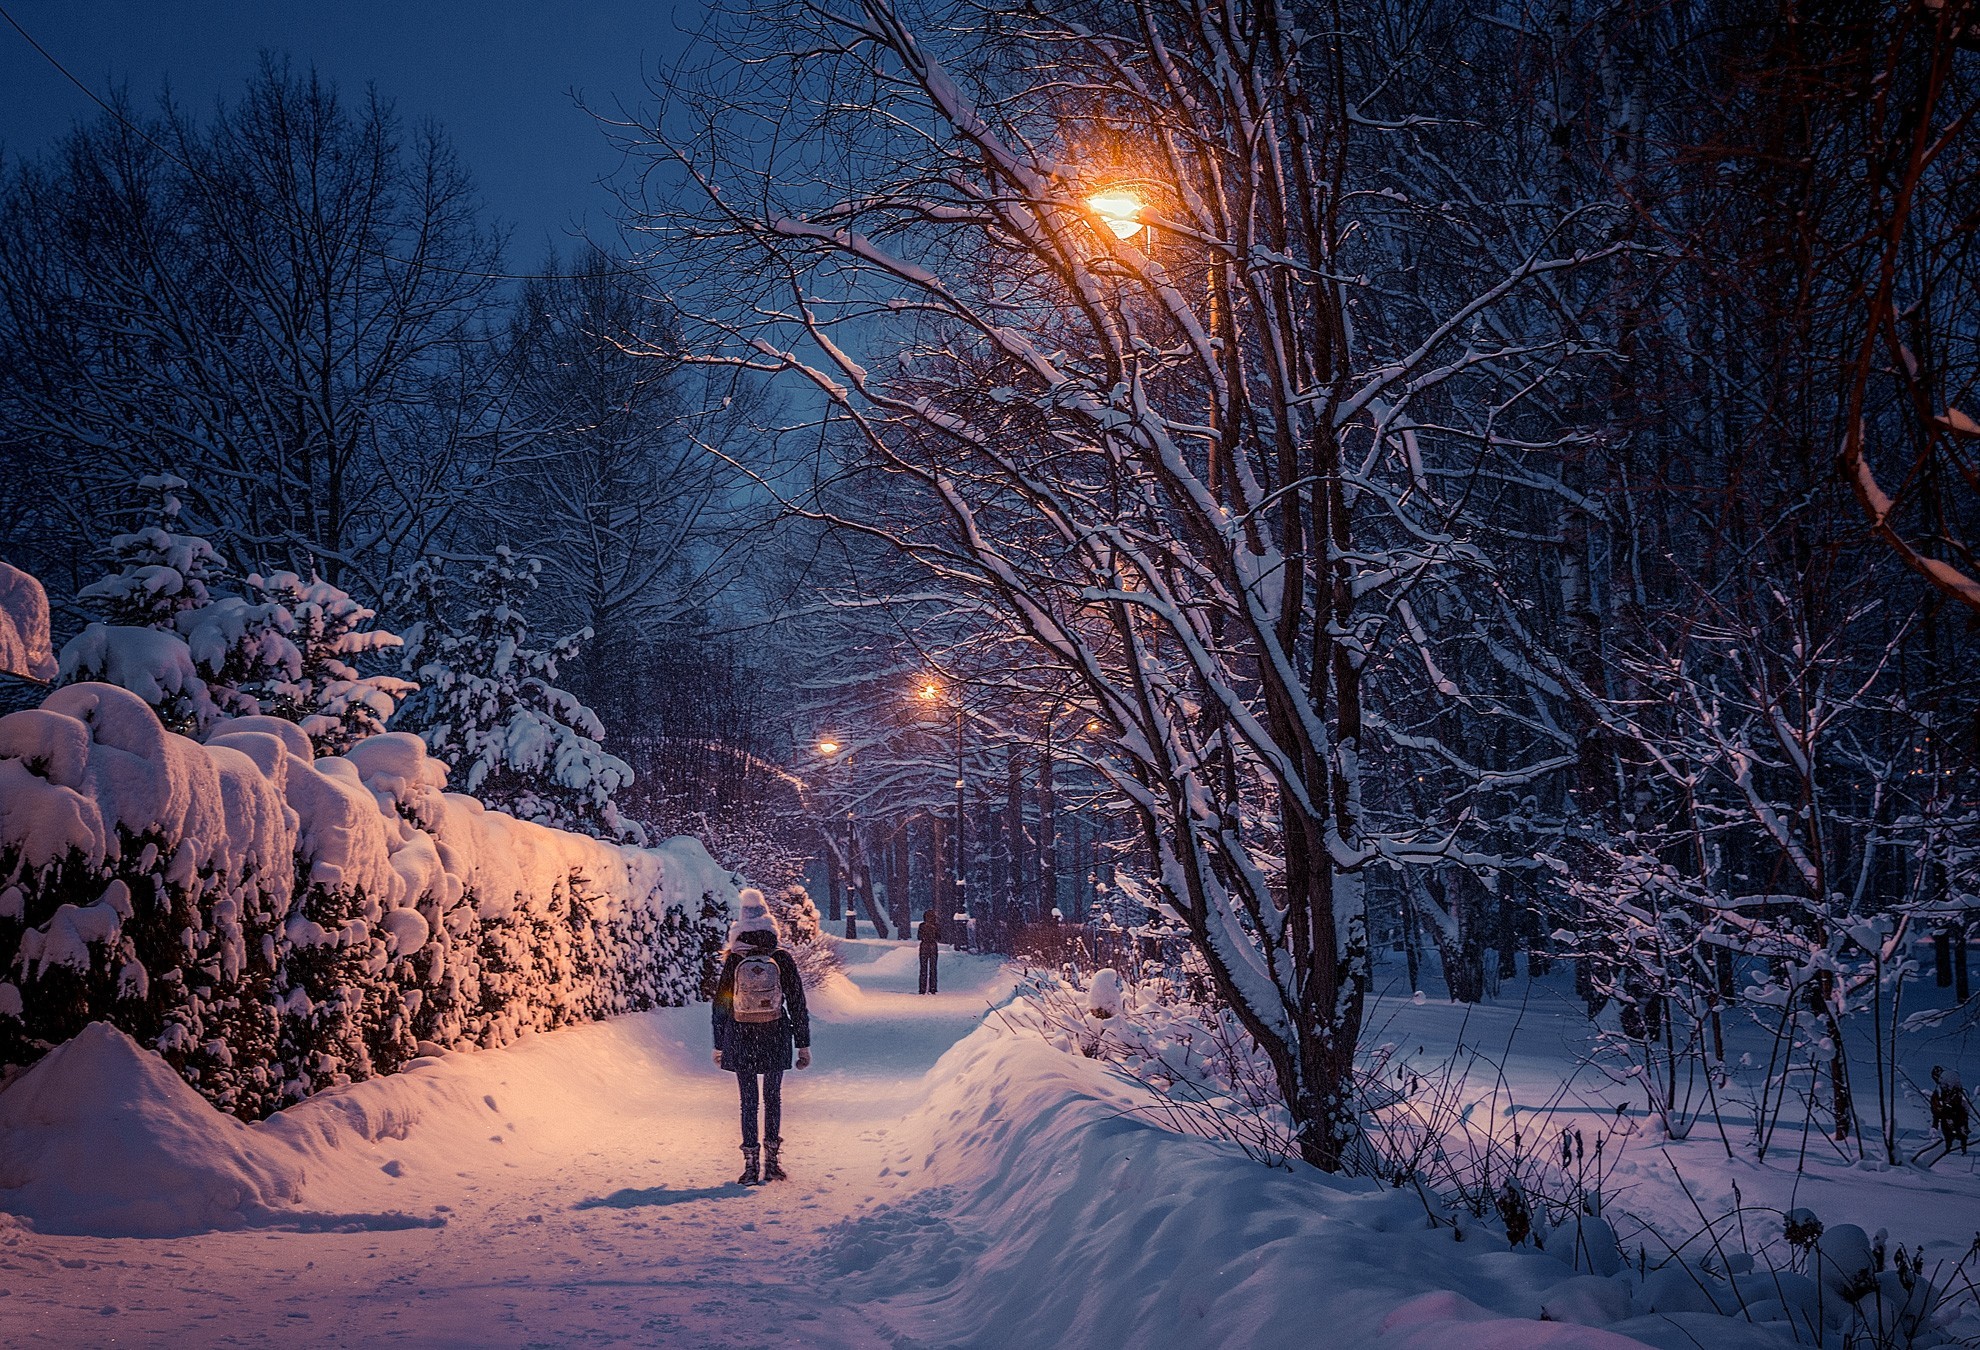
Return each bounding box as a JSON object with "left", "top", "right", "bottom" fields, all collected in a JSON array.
[
  {"left": 918, "top": 908, "right": 943, "bottom": 994},
  {"left": 1931, "top": 1066, "right": 1971, "bottom": 1156},
  {"left": 711, "top": 889, "right": 811, "bottom": 1184}
]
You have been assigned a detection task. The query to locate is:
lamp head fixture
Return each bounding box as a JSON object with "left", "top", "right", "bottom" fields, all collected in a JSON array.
[{"left": 1087, "top": 189, "right": 1146, "bottom": 239}]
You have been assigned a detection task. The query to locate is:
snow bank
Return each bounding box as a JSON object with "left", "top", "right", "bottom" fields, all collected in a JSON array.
[
  {"left": 1, "top": 682, "right": 733, "bottom": 1116},
  {"left": 0, "top": 1022, "right": 302, "bottom": 1236},
  {"left": 0, "top": 1021, "right": 460, "bottom": 1238},
  {"left": 0, "top": 561, "right": 57, "bottom": 682},
  {"left": 825, "top": 1026, "right": 1790, "bottom": 1350}
]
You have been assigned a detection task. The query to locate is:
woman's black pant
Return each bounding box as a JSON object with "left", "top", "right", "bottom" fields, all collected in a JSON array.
[
  {"left": 919, "top": 948, "right": 939, "bottom": 994},
  {"left": 738, "top": 1070, "right": 783, "bottom": 1148}
]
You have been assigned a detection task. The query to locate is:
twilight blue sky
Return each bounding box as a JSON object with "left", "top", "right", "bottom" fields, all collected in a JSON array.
[{"left": 0, "top": 1, "right": 702, "bottom": 266}]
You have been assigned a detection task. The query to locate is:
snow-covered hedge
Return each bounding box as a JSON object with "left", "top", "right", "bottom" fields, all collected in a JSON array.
[
  {"left": 0, "top": 562, "right": 57, "bottom": 683},
  {"left": 0, "top": 682, "right": 733, "bottom": 1117}
]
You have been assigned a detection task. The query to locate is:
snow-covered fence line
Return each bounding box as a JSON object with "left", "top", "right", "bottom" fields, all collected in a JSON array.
[{"left": 0, "top": 681, "right": 734, "bottom": 1118}]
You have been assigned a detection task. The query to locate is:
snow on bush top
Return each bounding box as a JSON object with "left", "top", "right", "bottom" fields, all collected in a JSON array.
[
  {"left": 5, "top": 653, "right": 728, "bottom": 1117},
  {"left": 0, "top": 684, "right": 721, "bottom": 932},
  {"left": 0, "top": 562, "right": 56, "bottom": 683}
]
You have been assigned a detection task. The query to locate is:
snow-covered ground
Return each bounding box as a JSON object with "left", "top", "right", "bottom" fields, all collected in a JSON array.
[
  {"left": 4, "top": 941, "right": 1976, "bottom": 1348},
  {"left": 0, "top": 938, "right": 1002, "bottom": 1347},
  {"left": 1356, "top": 962, "right": 1980, "bottom": 1264}
]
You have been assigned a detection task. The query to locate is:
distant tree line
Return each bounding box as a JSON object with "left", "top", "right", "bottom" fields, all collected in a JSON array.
[{"left": 0, "top": 62, "right": 782, "bottom": 853}]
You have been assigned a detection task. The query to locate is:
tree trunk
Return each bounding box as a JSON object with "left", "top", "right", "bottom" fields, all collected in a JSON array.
[
  {"left": 1005, "top": 746, "right": 1026, "bottom": 925},
  {"left": 932, "top": 816, "right": 950, "bottom": 918},
  {"left": 889, "top": 827, "right": 912, "bottom": 936},
  {"left": 1037, "top": 746, "right": 1057, "bottom": 920},
  {"left": 1496, "top": 884, "right": 1520, "bottom": 982}
]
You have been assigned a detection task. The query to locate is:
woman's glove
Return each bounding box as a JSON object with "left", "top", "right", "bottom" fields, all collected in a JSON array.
[
  {"left": 796, "top": 1047, "right": 812, "bottom": 1070},
  {"left": 711, "top": 1049, "right": 723, "bottom": 1066}
]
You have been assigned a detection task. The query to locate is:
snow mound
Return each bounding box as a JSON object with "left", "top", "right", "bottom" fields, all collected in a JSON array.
[
  {"left": 0, "top": 561, "right": 57, "bottom": 681},
  {"left": 0, "top": 1023, "right": 449, "bottom": 1238},
  {"left": 827, "top": 1027, "right": 1788, "bottom": 1350},
  {"left": 0, "top": 1022, "right": 303, "bottom": 1237}
]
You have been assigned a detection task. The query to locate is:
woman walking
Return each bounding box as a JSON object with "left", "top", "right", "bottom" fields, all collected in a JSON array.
[
  {"left": 711, "top": 889, "right": 812, "bottom": 1183},
  {"left": 917, "top": 907, "right": 942, "bottom": 994}
]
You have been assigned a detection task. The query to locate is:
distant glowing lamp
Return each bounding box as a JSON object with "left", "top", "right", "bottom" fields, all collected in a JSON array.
[
  {"left": 817, "top": 738, "right": 841, "bottom": 756},
  {"left": 1087, "top": 190, "right": 1146, "bottom": 239},
  {"left": 920, "top": 681, "right": 941, "bottom": 701}
]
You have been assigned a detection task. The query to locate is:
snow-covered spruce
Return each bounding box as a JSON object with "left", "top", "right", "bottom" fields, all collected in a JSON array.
[
  {"left": 390, "top": 549, "right": 644, "bottom": 845},
  {"left": 57, "top": 484, "right": 413, "bottom": 750},
  {"left": 0, "top": 681, "right": 732, "bottom": 1116}
]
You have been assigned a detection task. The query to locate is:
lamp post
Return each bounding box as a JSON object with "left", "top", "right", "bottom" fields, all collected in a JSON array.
[
  {"left": 817, "top": 737, "right": 857, "bottom": 938},
  {"left": 920, "top": 679, "right": 967, "bottom": 948},
  {"left": 844, "top": 808, "right": 858, "bottom": 940}
]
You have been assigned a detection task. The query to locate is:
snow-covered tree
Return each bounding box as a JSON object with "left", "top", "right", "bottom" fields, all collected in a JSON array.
[
  {"left": 648, "top": 0, "right": 1615, "bottom": 1169},
  {"left": 59, "top": 478, "right": 413, "bottom": 748},
  {"left": 245, "top": 571, "right": 413, "bottom": 756},
  {"left": 74, "top": 476, "right": 227, "bottom": 630},
  {"left": 0, "top": 66, "right": 504, "bottom": 600},
  {"left": 392, "top": 548, "right": 645, "bottom": 844},
  {"left": 59, "top": 476, "right": 229, "bottom": 733}
]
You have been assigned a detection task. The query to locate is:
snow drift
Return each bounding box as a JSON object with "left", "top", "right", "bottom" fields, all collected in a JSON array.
[
  {"left": 0, "top": 1022, "right": 304, "bottom": 1236},
  {"left": 0, "top": 681, "right": 732, "bottom": 1116},
  {"left": 826, "top": 1026, "right": 1796, "bottom": 1350}
]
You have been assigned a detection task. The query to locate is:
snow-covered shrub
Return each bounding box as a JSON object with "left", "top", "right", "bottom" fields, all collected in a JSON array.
[
  {"left": 57, "top": 624, "right": 218, "bottom": 735},
  {"left": 994, "top": 966, "right": 1297, "bottom": 1167},
  {"left": 1618, "top": 1204, "right": 1979, "bottom": 1347},
  {"left": 0, "top": 562, "right": 57, "bottom": 682},
  {"left": 390, "top": 549, "right": 644, "bottom": 845},
  {"left": 0, "top": 682, "right": 734, "bottom": 1115},
  {"left": 766, "top": 883, "right": 842, "bottom": 988}
]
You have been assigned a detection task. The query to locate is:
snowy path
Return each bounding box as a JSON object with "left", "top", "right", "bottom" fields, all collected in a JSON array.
[{"left": 1, "top": 939, "right": 1011, "bottom": 1348}]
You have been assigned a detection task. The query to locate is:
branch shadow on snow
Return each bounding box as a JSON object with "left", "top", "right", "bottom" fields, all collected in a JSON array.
[{"left": 574, "top": 1184, "right": 750, "bottom": 1211}]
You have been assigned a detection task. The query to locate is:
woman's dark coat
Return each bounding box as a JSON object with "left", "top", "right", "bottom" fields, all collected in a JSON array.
[{"left": 710, "top": 931, "right": 811, "bottom": 1075}]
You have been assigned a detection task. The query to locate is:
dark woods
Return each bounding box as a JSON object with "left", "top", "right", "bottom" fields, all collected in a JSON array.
[{"left": 0, "top": 62, "right": 778, "bottom": 850}]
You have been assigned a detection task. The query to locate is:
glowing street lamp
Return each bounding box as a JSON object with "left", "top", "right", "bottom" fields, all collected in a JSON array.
[
  {"left": 1087, "top": 189, "right": 1146, "bottom": 240},
  {"left": 919, "top": 676, "right": 969, "bottom": 939},
  {"left": 814, "top": 736, "right": 853, "bottom": 934}
]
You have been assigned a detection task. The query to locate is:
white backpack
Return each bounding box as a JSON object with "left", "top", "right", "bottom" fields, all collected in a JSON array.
[{"left": 733, "top": 954, "right": 784, "bottom": 1023}]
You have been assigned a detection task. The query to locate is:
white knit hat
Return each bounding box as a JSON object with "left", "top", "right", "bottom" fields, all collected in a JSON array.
[{"left": 729, "top": 887, "right": 780, "bottom": 943}]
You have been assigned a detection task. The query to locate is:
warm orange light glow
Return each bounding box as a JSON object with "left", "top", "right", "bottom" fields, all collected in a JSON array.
[
  {"left": 1085, "top": 719, "right": 1103, "bottom": 734},
  {"left": 817, "top": 739, "right": 841, "bottom": 755},
  {"left": 1088, "top": 190, "right": 1146, "bottom": 239},
  {"left": 920, "top": 682, "right": 941, "bottom": 701}
]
